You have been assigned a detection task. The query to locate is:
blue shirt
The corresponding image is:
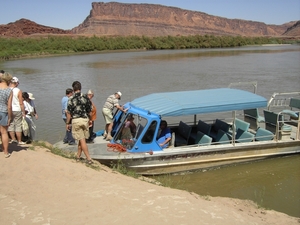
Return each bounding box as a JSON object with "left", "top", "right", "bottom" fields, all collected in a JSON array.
[
  {"left": 61, "top": 96, "right": 68, "bottom": 119},
  {"left": 157, "top": 127, "right": 171, "bottom": 148}
]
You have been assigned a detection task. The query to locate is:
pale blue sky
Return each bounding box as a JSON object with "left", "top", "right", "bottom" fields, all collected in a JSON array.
[{"left": 1, "top": 0, "right": 299, "bottom": 29}]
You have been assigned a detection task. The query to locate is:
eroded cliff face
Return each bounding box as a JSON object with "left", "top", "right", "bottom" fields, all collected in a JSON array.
[
  {"left": 71, "top": 2, "right": 294, "bottom": 37},
  {"left": 0, "top": 2, "right": 299, "bottom": 38},
  {"left": 283, "top": 21, "right": 300, "bottom": 36}
]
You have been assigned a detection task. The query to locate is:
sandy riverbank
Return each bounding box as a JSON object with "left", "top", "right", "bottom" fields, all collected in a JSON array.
[{"left": 0, "top": 143, "right": 299, "bottom": 225}]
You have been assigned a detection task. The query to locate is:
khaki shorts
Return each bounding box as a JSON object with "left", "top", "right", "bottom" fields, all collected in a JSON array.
[
  {"left": 8, "top": 111, "right": 23, "bottom": 132},
  {"left": 71, "top": 118, "right": 89, "bottom": 140},
  {"left": 102, "top": 108, "right": 113, "bottom": 124}
]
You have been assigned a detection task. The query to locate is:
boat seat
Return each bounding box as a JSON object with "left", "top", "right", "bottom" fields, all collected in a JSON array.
[
  {"left": 233, "top": 118, "right": 250, "bottom": 132},
  {"left": 168, "top": 132, "right": 175, "bottom": 148},
  {"left": 175, "top": 121, "right": 192, "bottom": 146},
  {"left": 244, "top": 108, "right": 265, "bottom": 130},
  {"left": 289, "top": 98, "right": 300, "bottom": 120},
  {"left": 255, "top": 127, "right": 274, "bottom": 141},
  {"left": 210, "top": 119, "right": 230, "bottom": 141},
  {"left": 213, "top": 129, "right": 231, "bottom": 144},
  {"left": 235, "top": 129, "right": 254, "bottom": 143},
  {"left": 263, "top": 110, "right": 292, "bottom": 133},
  {"left": 195, "top": 131, "right": 212, "bottom": 146},
  {"left": 190, "top": 120, "right": 211, "bottom": 143}
]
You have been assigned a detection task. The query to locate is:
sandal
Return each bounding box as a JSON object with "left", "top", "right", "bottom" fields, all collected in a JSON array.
[
  {"left": 86, "top": 159, "right": 93, "bottom": 165},
  {"left": 76, "top": 157, "right": 84, "bottom": 162}
]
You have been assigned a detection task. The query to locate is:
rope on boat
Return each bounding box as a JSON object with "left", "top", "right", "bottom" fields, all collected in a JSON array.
[
  {"left": 107, "top": 141, "right": 153, "bottom": 155},
  {"left": 107, "top": 143, "right": 127, "bottom": 152}
]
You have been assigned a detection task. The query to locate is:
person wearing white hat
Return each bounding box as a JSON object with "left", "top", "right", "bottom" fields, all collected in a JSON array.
[
  {"left": 8, "top": 76, "right": 26, "bottom": 145},
  {"left": 22, "top": 92, "right": 37, "bottom": 142},
  {"left": 27, "top": 93, "right": 38, "bottom": 120},
  {"left": 102, "top": 91, "right": 127, "bottom": 141}
]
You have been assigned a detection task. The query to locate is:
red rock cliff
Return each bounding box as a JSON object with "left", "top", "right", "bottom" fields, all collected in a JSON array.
[{"left": 71, "top": 2, "right": 295, "bottom": 37}]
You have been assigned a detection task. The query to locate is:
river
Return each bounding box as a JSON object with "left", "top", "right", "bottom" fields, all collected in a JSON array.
[{"left": 1, "top": 44, "right": 299, "bottom": 217}]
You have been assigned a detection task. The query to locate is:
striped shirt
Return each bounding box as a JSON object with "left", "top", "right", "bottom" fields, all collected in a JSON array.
[{"left": 103, "top": 94, "right": 119, "bottom": 110}]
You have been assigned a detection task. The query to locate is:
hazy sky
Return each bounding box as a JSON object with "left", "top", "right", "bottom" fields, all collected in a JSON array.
[{"left": 1, "top": 0, "right": 299, "bottom": 29}]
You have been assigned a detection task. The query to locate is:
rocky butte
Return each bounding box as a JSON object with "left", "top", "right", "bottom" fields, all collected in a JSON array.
[
  {"left": 0, "top": 19, "right": 71, "bottom": 38},
  {"left": 72, "top": 2, "right": 299, "bottom": 37},
  {"left": 0, "top": 2, "right": 299, "bottom": 38}
]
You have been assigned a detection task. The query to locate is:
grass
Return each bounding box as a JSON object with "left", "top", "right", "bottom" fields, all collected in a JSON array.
[
  {"left": 111, "top": 157, "right": 139, "bottom": 178},
  {"left": 31, "top": 141, "right": 101, "bottom": 170}
]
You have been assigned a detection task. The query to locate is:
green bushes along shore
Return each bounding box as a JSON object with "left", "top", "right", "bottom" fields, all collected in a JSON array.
[{"left": 0, "top": 35, "right": 296, "bottom": 60}]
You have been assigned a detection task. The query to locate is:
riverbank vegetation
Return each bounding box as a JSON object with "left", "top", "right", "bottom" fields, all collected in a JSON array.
[{"left": 0, "top": 35, "right": 297, "bottom": 60}]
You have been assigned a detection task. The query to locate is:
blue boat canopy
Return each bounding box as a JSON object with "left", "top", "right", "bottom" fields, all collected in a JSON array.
[{"left": 130, "top": 88, "right": 267, "bottom": 117}]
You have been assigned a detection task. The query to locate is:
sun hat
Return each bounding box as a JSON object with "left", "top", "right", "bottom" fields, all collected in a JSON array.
[
  {"left": 87, "top": 89, "right": 94, "bottom": 95},
  {"left": 11, "top": 77, "right": 19, "bottom": 83},
  {"left": 116, "top": 91, "right": 122, "bottom": 100},
  {"left": 28, "top": 93, "right": 35, "bottom": 100}
]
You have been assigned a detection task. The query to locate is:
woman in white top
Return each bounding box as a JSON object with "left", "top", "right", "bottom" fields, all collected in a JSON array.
[{"left": 8, "top": 77, "right": 26, "bottom": 145}]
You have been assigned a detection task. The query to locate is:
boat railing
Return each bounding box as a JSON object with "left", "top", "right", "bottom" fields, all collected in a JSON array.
[
  {"left": 267, "top": 92, "right": 300, "bottom": 110},
  {"left": 276, "top": 110, "right": 300, "bottom": 141}
]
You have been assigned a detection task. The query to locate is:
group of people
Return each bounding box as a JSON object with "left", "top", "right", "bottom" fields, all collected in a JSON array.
[
  {"left": 61, "top": 81, "right": 130, "bottom": 164},
  {"left": 0, "top": 72, "right": 171, "bottom": 159},
  {"left": 61, "top": 81, "right": 172, "bottom": 164},
  {"left": 61, "top": 88, "right": 97, "bottom": 145},
  {"left": 0, "top": 70, "right": 38, "bottom": 158}
]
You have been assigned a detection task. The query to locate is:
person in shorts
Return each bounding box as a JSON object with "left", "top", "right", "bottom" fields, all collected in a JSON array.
[
  {"left": 0, "top": 72, "right": 13, "bottom": 157},
  {"left": 66, "top": 81, "right": 93, "bottom": 164},
  {"left": 102, "top": 92, "right": 127, "bottom": 141},
  {"left": 8, "top": 77, "right": 26, "bottom": 145}
]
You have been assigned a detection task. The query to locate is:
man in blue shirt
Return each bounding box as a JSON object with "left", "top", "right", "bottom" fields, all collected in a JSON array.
[
  {"left": 61, "top": 88, "right": 75, "bottom": 145},
  {"left": 157, "top": 120, "right": 171, "bottom": 148}
]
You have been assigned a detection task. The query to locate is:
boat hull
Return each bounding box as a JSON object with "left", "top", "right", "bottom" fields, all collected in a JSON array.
[
  {"left": 126, "top": 142, "right": 300, "bottom": 175},
  {"left": 57, "top": 137, "right": 300, "bottom": 175}
]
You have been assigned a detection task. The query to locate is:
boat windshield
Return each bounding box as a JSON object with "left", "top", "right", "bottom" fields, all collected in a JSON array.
[{"left": 114, "top": 114, "right": 148, "bottom": 150}]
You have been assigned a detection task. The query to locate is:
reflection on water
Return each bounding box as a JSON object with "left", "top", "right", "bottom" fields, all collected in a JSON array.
[
  {"left": 137, "top": 45, "right": 300, "bottom": 61},
  {"left": 1, "top": 44, "right": 299, "bottom": 217},
  {"left": 155, "top": 155, "right": 300, "bottom": 217}
]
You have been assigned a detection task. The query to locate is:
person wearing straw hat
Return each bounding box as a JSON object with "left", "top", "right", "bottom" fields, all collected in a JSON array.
[
  {"left": 86, "top": 89, "right": 97, "bottom": 143},
  {"left": 27, "top": 92, "right": 38, "bottom": 120},
  {"left": 22, "top": 92, "right": 37, "bottom": 142},
  {"left": 102, "top": 91, "right": 127, "bottom": 141}
]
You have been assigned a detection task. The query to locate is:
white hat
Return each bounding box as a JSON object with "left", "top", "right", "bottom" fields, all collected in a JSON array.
[
  {"left": 28, "top": 93, "right": 35, "bottom": 100},
  {"left": 87, "top": 89, "right": 94, "bottom": 95},
  {"left": 11, "top": 77, "right": 19, "bottom": 83},
  {"left": 116, "top": 91, "right": 122, "bottom": 99}
]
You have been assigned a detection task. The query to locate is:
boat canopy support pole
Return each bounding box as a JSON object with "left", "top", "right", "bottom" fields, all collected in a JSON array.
[
  {"left": 232, "top": 111, "right": 236, "bottom": 146},
  {"left": 228, "top": 81, "right": 258, "bottom": 93}
]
